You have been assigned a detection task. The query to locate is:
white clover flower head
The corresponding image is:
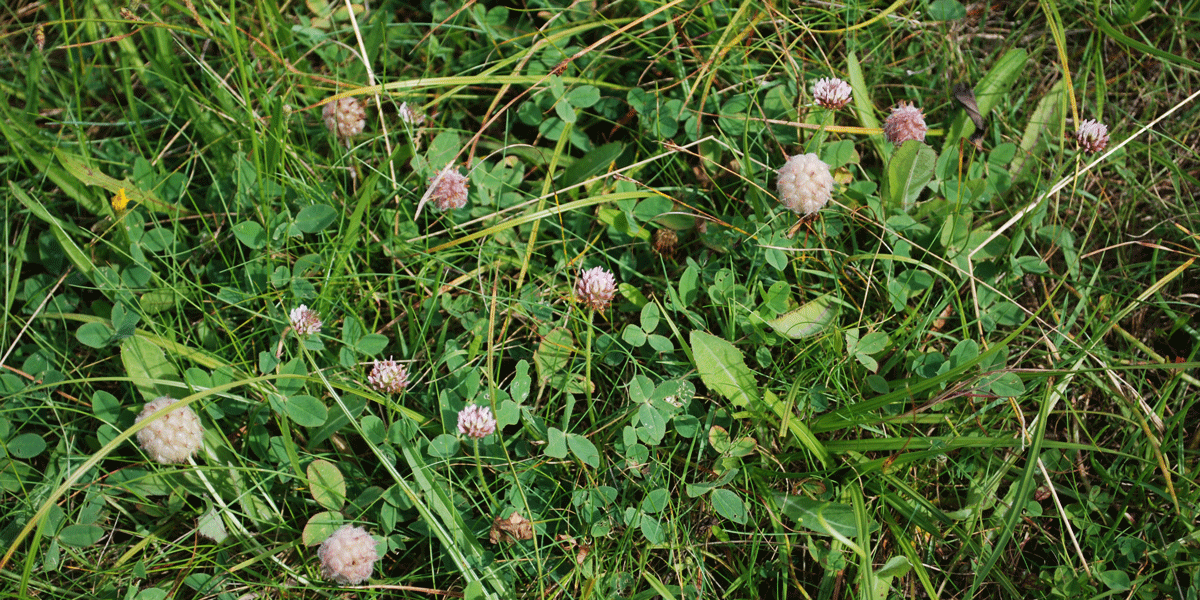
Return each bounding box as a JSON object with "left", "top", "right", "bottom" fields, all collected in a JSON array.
[
  {"left": 457, "top": 404, "right": 497, "bottom": 440},
  {"left": 398, "top": 102, "right": 425, "bottom": 126},
  {"left": 322, "top": 96, "right": 366, "bottom": 146},
  {"left": 776, "top": 153, "right": 834, "bottom": 216},
  {"left": 883, "top": 101, "right": 927, "bottom": 145},
  {"left": 1076, "top": 119, "right": 1109, "bottom": 154},
  {"left": 812, "top": 77, "right": 852, "bottom": 110},
  {"left": 135, "top": 397, "right": 204, "bottom": 464},
  {"left": 427, "top": 165, "right": 469, "bottom": 211},
  {"left": 368, "top": 357, "right": 410, "bottom": 394},
  {"left": 574, "top": 266, "right": 617, "bottom": 312},
  {"left": 318, "top": 525, "right": 379, "bottom": 585},
  {"left": 290, "top": 305, "right": 322, "bottom": 337}
]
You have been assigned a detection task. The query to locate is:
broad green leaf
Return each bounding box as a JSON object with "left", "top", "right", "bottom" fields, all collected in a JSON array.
[
  {"left": 286, "top": 395, "right": 328, "bottom": 427},
  {"left": 876, "top": 555, "right": 911, "bottom": 578},
  {"left": 640, "top": 488, "right": 670, "bottom": 514},
  {"left": 884, "top": 140, "right": 937, "bottom": 210},
  {"left": 233, "top": 221, "right": 267, "bottom": 249},
  {"left": 765, "top": 294, "right": 838, "bottom": 339},
  {"left": 561, "top": 142, "right": 623, "bottom": 188},
  {"left": 92, "top": 391, "right": 122, "bottom": 422},
  {"left": 296, "top": 204, "right": 337, "bottom": 233},
  {"left": 77, "top": 322, "right": 116, "bottom": 349},
  {"left": 121, "top": 336, "right": 180, "bottom": 401},
  {"left": 546, "top": 427, "right": 568, "bottom": 459},
  {"left": 711, "top": 489, "right": 748, "bottom": 524},
  {"left": 640, "top": 515, "right": 664, "bottom": 544},
  {"left": 775, "top": 494, "right": 863, "bottom": 538},
  {"left": 927, "top": 0, "right": 966, "bottom": 20},
  {"left": 987, "top": 372, "right": 1025, "bottom": 397},
  {"left": 535, "top": 328, "right": 574, "bottom": 383},
  {"left": 58, "top": 524, "right": 104, "bottom": 547},
  {"left": 7, "top": 433, "right": 46, "bottom": 459},
  {"left": 197, "top": 507, "right": 229, "bottom": 543},
  {"left": 301, "top": 511, "right": 341, "bottom": 546},
  {"left": 567, "top": 433, "right": 599, "bottom": 468},
  {"left": 622, "top": 324, "right": 647, "bottom": 347},
  {"left": 307, "top": 459, "right": 346, "bottom": 510},
  {"left": 427, "top": 433, "right": 460, "bottom": 457},
  {"left": 690, "top": 331, "right": 759, "bottom": 408}
]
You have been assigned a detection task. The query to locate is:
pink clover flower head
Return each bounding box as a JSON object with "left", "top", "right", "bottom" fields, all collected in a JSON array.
[
  {"left": 812, "top": 77, "right": 852, "bottom": 110},
  {"left": 322, "top": 96, "right": 366, "bottom": 145},
  {"left": 457, "top": 404, "right": 497, "bottom": 440},
  {"left": 318, "top": 525, "right": 379, "bottom": 585},
  {"left": 883, "top": 101, "right": 927, "bottom": 144},
  {"left": 1075, "top": 119, "right": 1109, "bottom": 154},
  {"left": 575, "top": 266, "right": 617, "bottom": 312},
  {"left": 290, "top": 305, "right": 322, "bottom": 337},
  {"left": 776, "top": 153, "right": 834, "bottom": 216},
  {"left": 135, "top": 397, "right": 204, "bottom": 464},
  {"left": 427, "top": 165, "right": 469, "bottom": 211},
  {"left": 398, "top": 102, "right": 425, "bottom": 126},
  {"left": 368, "top": 357, "right": 410, "bottom": 394}
]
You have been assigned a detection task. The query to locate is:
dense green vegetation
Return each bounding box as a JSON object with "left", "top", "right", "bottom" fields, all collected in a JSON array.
[{"left": 2, "top": 1, "right": 1199, "bottom": 598}]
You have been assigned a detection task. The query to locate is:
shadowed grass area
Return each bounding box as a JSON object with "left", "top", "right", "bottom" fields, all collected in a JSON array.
[{"left": 2, "top": 1, "right": 1199, "bottom": 599}]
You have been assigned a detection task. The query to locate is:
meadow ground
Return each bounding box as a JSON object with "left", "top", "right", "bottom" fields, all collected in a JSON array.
[{"left": 2, "top": 1, "right": 1199, "bottom": 599}]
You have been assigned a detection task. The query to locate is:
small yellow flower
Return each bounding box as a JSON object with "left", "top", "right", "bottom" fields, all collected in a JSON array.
[{"left": 112, "top": 188, "right": 129, "bottom": 213}]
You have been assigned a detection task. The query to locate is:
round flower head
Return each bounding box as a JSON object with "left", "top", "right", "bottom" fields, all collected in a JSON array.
[
  {"left": 457, "top": 404, "right": 497, "bottom": 440},
  {"left": 812, "top": 77, "right": 852, "bottom": 110},
  {"left": 318, "top": 525, "right": 379, "bottom": 585},
  {"left": 883, "top": 101, "right": 927, "bottom": 145},
  {"left": 322, "top": 96, "right": 366, "bottom": 147},
  {"left": 575, "top": 266, "right": 617, "bottom": 312},
  {"left": 135, "top": 397, "right": 204, "bottom": 464},
  {"left": 368, "top": 357, "right": 410, "bottom": 395},
  {"left": 290, "top": 305, "right": 322, "bottom": 337},
  {"left": 776, "top": 153, "right": 834, "bottom": 216},
  {"left": 427, "top": 165, "right": 469, "bottom": 211},
  {"left": 1076, "top": 119, "right": 1109, "bottom": 154},
  {"left": 652, "top": 228, "right": 679, "bottom": 259}
]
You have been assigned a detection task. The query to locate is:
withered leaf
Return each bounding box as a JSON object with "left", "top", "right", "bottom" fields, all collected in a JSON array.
[{"left": 489, "top": 512, "right": 534, "bottom": 544}]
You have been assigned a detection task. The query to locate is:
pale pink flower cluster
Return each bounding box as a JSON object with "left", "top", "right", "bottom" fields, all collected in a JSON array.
[
  {"left": 322, "top": 96, "right": 366, "bottom": 146},
  {"left": 427, "top": 165, "right": 469, "bottom": 211},
  {"left": 575, "top": 267, "right": 617, "bottom": 312},
  {"left": 776, "top": 153, "right": 834, "bottom": 216},
  {"left": 368, "top": 357, "right": 410, "bottom": 394},
  {"left": 290, "top": 305, "right": 322, "bottom": 336},
  {"left": 457, "top": 404, "right": 497, "bottom": 440},
  {"left": 883, "top": 101, "right": 927, "bottom": 144},
  {"left": 812, "top": 77, "right": 852, "bottom": 110},
  {"left": 318, "top": 525, "right": 379, "bottom": 585},
  {"left": 1075, "top": 119, "right": 1109, "bottom": 154},
  {"left": 135, "top": 397, "right": 204, "bottom": 464}
]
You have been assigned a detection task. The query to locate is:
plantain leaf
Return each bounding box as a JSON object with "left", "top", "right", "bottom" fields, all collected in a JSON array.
[
  {"left": 884, "top": 140, "right": 937, "bottom": 210},
  {"left": 690, "top": 331, "right": 759, "bottom": 408},
  {"left": 765, "top": 294, "right": 839, "bottom": 339}
]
